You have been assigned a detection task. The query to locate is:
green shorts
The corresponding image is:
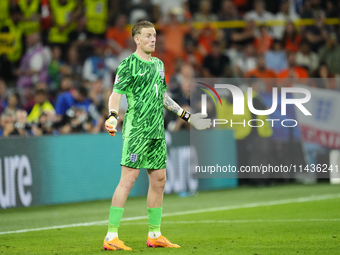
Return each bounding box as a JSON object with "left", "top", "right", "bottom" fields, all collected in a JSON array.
[{"left": 121, "top": 137, "right": 167, "bottom": 169}]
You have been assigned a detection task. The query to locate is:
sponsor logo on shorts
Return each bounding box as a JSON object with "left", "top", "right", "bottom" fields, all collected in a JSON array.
[{"left": 130, "top": 153, "right": 138, "bottom": 162}]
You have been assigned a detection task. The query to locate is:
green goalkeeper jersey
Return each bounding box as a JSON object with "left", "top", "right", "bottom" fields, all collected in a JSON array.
[{"left": 113, "top": 52, "right": 167, "bottom": 139}]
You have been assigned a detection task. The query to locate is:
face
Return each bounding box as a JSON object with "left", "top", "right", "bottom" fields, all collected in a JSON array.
[
  {"left": 255, "top": 1, "right": 264, "bottom": 12},
  {"left": 35, "top": 93, "right": 46, "bottom": 104},
  {"left": 286, "top": 23, "right": 294, "bottom": 34},
  {"left": 8, "top": 94, "right": 18, "bottom": 107},
  {"left": 281, "top": 1, "right": 289, "bottom": 12},
  {"left": 52, "top": 47, "right": 61, "bottom": 59},
  {"left": 300, "top": 43, "right": 310, "bottom": 54},
  {"left": 135, "top": 27, "right": 156, "bottom": 54},
  {"left": 257, "top": 56, "right": 266, "bottom": 69}
]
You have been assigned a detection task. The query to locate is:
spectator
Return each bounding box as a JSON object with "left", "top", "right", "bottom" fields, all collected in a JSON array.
[
  {"left": 182, "top": 26, "right": 204, "bottom": 72},
  {"left": 152, "top": 33, "right": 176, "bottom": 80},
  {"left": 264, "top": 39, "right": 288, "bottom": 73},
  {"left": 0, "top": 113, "right": 15, "bottom": 137},
  {"left": 273, "top": 0, "right": 300, "bottom": 39},
  {"left": 68, "top": 14, "right": 92, "bottom": 46},
  {"left": 106, "top": 15, "right": 130, "bottom": 53},
  {"left": 245, "top": 55, "right": 277, "bottom": 91},
  {"left": 295, "top": 41, "right": 319, "bottom": 74},
  {"left": 47, "top": 46, "right": 67, "bottom": 90},
  {"left": 278, "top": 51, "right": 309, "bottom": 85},
  {"left": 218, "top": 0, "right": 239, "bottom": 21},
  {"left": 318, "top": 33, "right": 340, "bottom": 76},
  {"left": 48, "top": 0, "right": 79, "bottom": 55},
  {"left": 18, "top": 0, "right": 42, "bottom": 36},
  {"left": 244, "top": 0, "right": 275, "bottom": 36},
  {"left": 300, "top": 0, "right": 313, "bottom": 19},
  {"left": 2, "top": 109, "right": 30, "bottom": 137},
  {"left": 84, "top": 0, "right": 108, "bottom": 39},
  {"left": 218, "top": 0, "right": 241, "bottom": 41},
  {"left": 197, "top": 25, "right": 218, "bottom": 56},
  {"left": 59, "top": 75, "right": 74, "bottom": 93},
  {"left": 54, "top": 86, "right": 91, "bottom": 118},
  {"left": 3, "top": 93, "right": 21, "bottom": 118},
  {"left": 169, "top": 63, "right": 194, "bottom": 100},
  {"left": 31, "top": 111, "right": 55, "bottom": 136},
  {"left": 325, "top": 0, "right": 339, "bottom": 18},
  {"left": 88, "top": 79, "right": 104, "bottom": 114},
  {"left": 117, "top": 38, "right": 135, "bottom": 63},
  {"left": 282, "top": 22, "right": 301, "bottom": 52},
  {"left": 193, "top": 0, "right": 218, "bottom": 22},
  {"left": 311, "top": 63, "right": 336, "bottom": 89},
  {"left": 158, "top": 9, "right": 189, "bottom": 58},
  {"left": 82, "top": 40, "right": 118, "bottom": 90},
  {"left": 0, "top": 6, "right": 24, "bottom": 84},
  {"left": 304, "top": 11, "right": 332, "bottom": 52},
  {"left": 230, "top": 20, "right": 256, "bottom": 47},
  {"left": 254, "top": 25, "right": 273, "bottom": 54},
  {"left": 234, "top": 43, "right": 257, "bottom": 76},
  {"left": 129, "top": 0, "right": 154, "bottom": 24},
  {"left": 27, "top": 89, "right": 55, "bottom": 123},
  {"left": 202, "top": 41, "right": 230, "bottom": 77},
  {"left": 152, "top": 0, "right": 187, "bottom": 18},
  {"left": 16, "top": 32, "right": 51, "bottom": 91},
  {"left": 63, "top": 46, "right": 83, "bottom": 81}
]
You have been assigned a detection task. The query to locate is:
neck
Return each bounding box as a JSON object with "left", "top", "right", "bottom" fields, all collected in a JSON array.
[{"left": 135, "top": 49, "right": 152, "bottom": 61}]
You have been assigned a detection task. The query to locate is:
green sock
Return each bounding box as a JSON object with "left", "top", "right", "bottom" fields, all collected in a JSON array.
[
  {"left": 108, "top": 206, "right": 124, "bottom": 233},
  {"left": 148, "top": 207, "right": 162, "bottom": 232}
]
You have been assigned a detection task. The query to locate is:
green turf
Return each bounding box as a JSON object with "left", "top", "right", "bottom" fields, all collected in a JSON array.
[{"left": 0, "top": 184, "right": 340, "bottom": 254}]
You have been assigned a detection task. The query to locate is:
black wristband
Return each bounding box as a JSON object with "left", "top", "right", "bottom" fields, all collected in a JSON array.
[
  {"left": 108, "top": 110, "right": 119, "bottom": 120},
  {"left": 180, "top": 110, "right": 191, "bottom": 122}
]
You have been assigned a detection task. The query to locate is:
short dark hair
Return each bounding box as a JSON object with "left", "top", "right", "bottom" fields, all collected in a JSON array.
[
  {"left": 132, "top": 21, "right": 154, "bottom": 37},
  {"left": 75, "top": 86, "right": 88, "bottom": 98}
]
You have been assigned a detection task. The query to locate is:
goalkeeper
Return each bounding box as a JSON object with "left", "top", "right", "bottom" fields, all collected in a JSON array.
[{"left": 103, "top": 20, "right": 211, "bottom": 251}]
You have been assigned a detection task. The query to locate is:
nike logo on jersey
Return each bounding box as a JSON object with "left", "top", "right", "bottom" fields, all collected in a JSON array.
[{"left": 140, "top": 72, "right": 147, "bottom": 76}]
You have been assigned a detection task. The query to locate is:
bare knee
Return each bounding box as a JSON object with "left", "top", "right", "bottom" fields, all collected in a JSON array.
[
  {"left": 151, "top": 175, "right": 166, "bottom": 191},
  {"left": 119, "top": 176, "right": 137, "bottom": 193}
]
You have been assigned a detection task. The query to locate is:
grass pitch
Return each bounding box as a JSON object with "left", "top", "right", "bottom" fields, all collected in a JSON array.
[{"left": 0, "top": 183, "right": 339, "bottom": 254}]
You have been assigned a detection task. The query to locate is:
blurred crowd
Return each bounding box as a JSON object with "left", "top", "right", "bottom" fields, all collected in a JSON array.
[{"left": 1, "top": 0, "right": 340, "bottom": 137}]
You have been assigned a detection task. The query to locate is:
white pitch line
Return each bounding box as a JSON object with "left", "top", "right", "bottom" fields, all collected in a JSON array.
[
  {"left": 0, "top": 193, "right": 339, "bottom": 235},
  {"left": 120, "top": 219, "right": 340, "bottom": 225}
]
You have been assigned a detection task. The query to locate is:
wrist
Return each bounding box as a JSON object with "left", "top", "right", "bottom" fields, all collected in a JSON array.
[
  {"left": 108, "top": 109, "right": 119, "bottom": 120},
  {"left": 180, "top": 110, "right": 191, "bottom": 122}
]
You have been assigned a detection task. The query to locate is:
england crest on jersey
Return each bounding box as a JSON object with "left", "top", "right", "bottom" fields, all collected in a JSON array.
[
  {"left": 158, "top": 69, "right": 164, "bottom": 79},
  {"left": 130, "top": 153, "right": 138, "bottom": 162}
]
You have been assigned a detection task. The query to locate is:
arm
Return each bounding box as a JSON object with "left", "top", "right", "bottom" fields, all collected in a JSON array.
[
  {"left": 163, "top": 92, "right": 211, "bottom": 130},
  {"left": 105, "top": 91, "right": 122, "bottom": 136},
  {"left": 108, "top": 91, "right": 122, "bottom": 113},
  {"left": 163, "top": 92, "right": 182, "bottom": 116}
]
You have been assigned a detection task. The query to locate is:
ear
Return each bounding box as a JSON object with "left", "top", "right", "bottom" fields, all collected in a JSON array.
[{"left": 134, "top": 35, "right": 140, "bottom": 45}]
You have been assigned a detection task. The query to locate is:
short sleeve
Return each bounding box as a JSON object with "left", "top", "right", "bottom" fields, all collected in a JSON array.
[
  {"left": 161, "top": 62, "right": 167, "bottom": 92},
  {"left": 113, "top": 60, "right": 133, "bottom": 94}
]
